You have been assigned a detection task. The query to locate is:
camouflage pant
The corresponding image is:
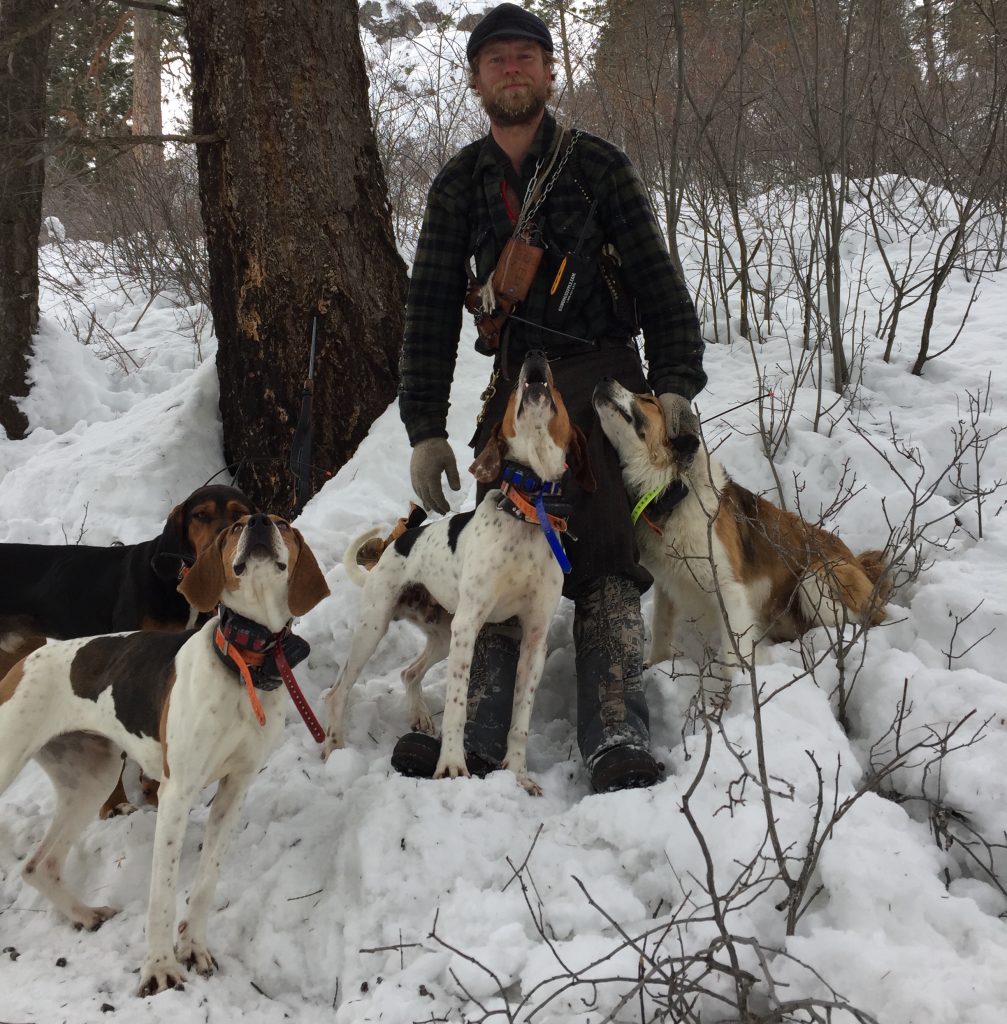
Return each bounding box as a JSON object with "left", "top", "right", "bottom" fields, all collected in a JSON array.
[{"left": 464, "top": 574, "right": 649, "bottom": 768}]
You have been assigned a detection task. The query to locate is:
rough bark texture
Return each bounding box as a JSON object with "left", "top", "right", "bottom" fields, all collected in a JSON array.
[
  {"left": 184, "top": 0, "right": 407, "bottom": 513},
  {"left": 0, "top": 0, "right": 52, "bottom": 439},
  {"left": 131, "top": 8, "right": 163, "bottom": 164}
]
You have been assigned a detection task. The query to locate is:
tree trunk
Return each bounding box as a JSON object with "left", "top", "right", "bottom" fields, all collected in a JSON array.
[
  {"left": 132, "top": 8, "right": 163, "bottom": 165},
  {"left": 184, "top": 0, "right": 407, "bottom": 513},
  {"left": 0, "top": 0, "right": 52, "bottom": 439}
]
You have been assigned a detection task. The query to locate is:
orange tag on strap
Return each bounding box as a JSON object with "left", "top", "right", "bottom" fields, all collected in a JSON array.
[
  {"left": 214, "top": 627, "right": 267, "bottom": 727},
  {"left": 238, "top": 656, "right": 267, "bottom": 727}
]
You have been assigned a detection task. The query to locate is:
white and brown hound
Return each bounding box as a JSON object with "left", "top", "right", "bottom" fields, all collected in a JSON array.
[
  {"left": 322, "top": 351, "right": 593, "bottom": 795},
  {"left": 0, "top": 483, "right": 254, "bottom": 817},
  {"left": 0, "top": 513, "right": 329, "bottom": 996},
  {"left": 592, "top": 380, "right": 889, "bottom": 673}
]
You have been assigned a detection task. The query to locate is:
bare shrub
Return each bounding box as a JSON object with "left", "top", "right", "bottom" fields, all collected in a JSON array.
[
  {"left": 40, "top": 146, "right": 209, "bottom": 369},
  {"left": 42, "top": 146, "right": 208, "bottom": 309}
]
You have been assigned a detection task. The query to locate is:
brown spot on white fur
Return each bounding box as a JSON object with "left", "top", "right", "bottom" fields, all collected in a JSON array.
[
  {"left": 713, "top": 480, "right": 888, "bottom": 638},
  {"left": 592, "top": 380, "right": 889, "bottom": 665},
  {"left": 0, "top": 635, "right": 45, "bottom": 682},
  {"left": 0, "top": 659, "right": 26, "bottom": 706},
  {"left": 70, "top": 632, "right": 187, "bottom": 739}
]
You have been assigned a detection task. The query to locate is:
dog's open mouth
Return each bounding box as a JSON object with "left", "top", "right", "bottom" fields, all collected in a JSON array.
[
  {"left": 518, "top": 351, "right": 554, "bottom": 412},
  {"left": 523, "top": 362, "right": 548, "bottom": 386},
  {"left": 523, "top": 380, "right": 551, "bottom": 403}
]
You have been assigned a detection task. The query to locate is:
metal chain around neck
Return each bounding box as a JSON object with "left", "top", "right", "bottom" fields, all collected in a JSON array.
[{"left": 513, "top": 128, "right": 582, "bottom": 239}]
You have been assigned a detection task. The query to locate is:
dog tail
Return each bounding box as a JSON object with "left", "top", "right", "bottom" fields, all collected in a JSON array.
[
  {"left": 799, "top": 551, "right": 890, "bottom": 629},
  {"left": 344, "top": 528, "right": 384, "bottom": 587},
  {"left": 345, "top": 506, "right": 427, "bottom": 586}
]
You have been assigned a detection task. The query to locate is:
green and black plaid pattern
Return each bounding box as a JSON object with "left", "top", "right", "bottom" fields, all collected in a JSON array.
[{"left": 399, "top": 111, "right": 707, "bottom": 445}]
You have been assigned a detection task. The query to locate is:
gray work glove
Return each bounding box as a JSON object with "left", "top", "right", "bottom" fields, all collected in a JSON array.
[
  {"left": 658, "top": 393, "right": 701, "bottom": 463},
  {"left": 410, "top": 438, "right": 460, "bottom": 514}
]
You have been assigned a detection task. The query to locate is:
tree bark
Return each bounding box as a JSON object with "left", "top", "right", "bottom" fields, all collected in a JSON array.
[
  {"left": 131, "top": 7, "right": 163, "bottom": 164},
  {"left": 0, "top": 0, "right": 53, "bottom": 439},
  {"left": 184, "top": 0, "right": 407, "bottom": 513}
]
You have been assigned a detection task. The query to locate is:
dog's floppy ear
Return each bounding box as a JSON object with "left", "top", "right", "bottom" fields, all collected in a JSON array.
[
  {"left": 469, "top": 422, "right": 506, "bottom": 483},
  {"left": 177, "top": 530, "right": 227, "bottom": 613},
  {"left": 287, "top": 529, "right": 330, "bottom": 616},
  {"left": 567, "top": 424, "right": 596, "bottom": 493},
  {"left": 158, "top": 500, "right": 188, "bottom": 552},
  {"left": 150, "top": 500, "right": 192, "bottom": 581}
]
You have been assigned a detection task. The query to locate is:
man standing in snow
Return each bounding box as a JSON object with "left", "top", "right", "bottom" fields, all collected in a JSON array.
[{"left": 394, "top": 2, "right": 707, "bottom": 792}]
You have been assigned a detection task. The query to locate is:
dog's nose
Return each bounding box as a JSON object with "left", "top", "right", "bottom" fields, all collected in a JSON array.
[
  {"left": 242, "top": 514, "right": 277, "bottom": 552},
  {"left": 522, "top": 350, "right": 550, "bottom": 385},
  {"left": 233, "top": 514, "right": 279, "bottom": 575}
]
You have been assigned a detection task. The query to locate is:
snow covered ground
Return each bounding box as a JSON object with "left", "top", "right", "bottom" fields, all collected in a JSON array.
[{"left": 1, "top": 195, "right": 1007, "bottom": 1023}]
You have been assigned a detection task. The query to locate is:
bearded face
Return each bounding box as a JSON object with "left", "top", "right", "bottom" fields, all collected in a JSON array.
[
  {"left": 473, "top": 40, "right": 554, "bottom": 128},
  {"left": 480, "top": 76, "right": 551, "bottom": 126}
]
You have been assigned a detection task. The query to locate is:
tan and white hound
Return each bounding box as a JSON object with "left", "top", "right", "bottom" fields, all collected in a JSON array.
[
  {"left": 0, "top": 513, "right": 329, "bottom": 996},
  {"left": 322, "top": 351, "right": 593, "bottom": 795},
  {"left": 592, "top": 379, "right": 889, "bottom": 673}
]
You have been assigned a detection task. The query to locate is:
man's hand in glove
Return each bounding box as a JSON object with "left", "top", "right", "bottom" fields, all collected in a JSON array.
[
  {"left": 409, "top": 438, "right": 460, "bottom": 514},
  {"left": 658, "top": 393, "right": 701, "bottom": 463}
]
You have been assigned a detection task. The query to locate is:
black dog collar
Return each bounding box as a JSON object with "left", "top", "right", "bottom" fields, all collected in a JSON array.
[
  {"left": 630, "top": 480, "right": 689, "bottom": 530},
  {"left": 212, "top": 606, "right": 310, "bottom": 691}
]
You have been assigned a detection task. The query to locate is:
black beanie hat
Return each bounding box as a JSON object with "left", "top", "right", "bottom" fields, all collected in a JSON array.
[{"left": 466, "top": 3, "right": 554, "bottom": 63}]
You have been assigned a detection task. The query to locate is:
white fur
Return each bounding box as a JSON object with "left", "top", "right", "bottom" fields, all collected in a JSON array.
[
  {"left": 323, "top": 360, "right": 574, "bottom": 796},
  {"left": 593, "top": 384, "right": 762, "bottom": 676},
  {"left": 0, "top": 516, "right": 325, "bottom": 996},
  {"left": 594, "top": 382, "right": 885, "bottom": 681}
]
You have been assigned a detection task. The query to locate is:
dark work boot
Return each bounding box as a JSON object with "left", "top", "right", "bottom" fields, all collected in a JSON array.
[
  {"left": 390, "top": 620, "right": 520, "bottom": 779},
  {"left": 589, "top": 745, "right": 662, "bottom": 792},
  {"left": 574, "top": 575, "right": 663, "bottom": 793},
  {"left": 390, "top": 732, "right": 498, "bottom": 779}
]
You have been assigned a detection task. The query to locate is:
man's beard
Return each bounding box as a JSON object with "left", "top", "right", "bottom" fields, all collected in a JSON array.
[{"left": 481, "top": 79, "right": 550, "bottom": 127}]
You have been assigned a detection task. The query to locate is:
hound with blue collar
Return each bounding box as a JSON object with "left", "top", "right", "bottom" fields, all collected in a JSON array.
[{"left": 322, "top": 350, "right": 593, "bottom": 795}]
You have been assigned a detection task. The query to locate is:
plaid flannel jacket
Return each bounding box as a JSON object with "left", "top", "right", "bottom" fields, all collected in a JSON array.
[{"left": 399, "top": 110, "right": 707, "bottom": 444}]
